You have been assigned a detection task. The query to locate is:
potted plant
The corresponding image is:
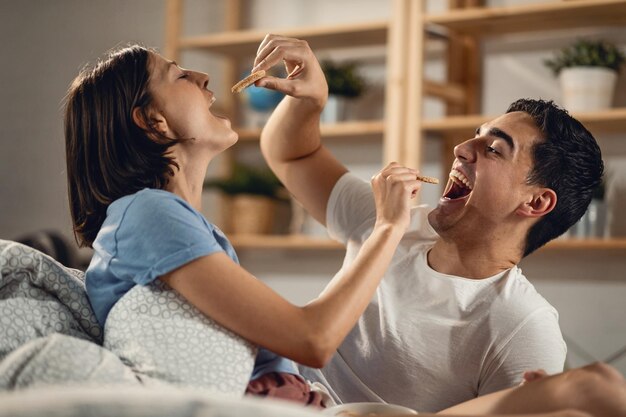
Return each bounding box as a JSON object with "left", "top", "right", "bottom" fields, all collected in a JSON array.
[
  {"left": 204, "top": 164, "right": 286, "bottom": 235},
  {"left": 321, "top": 60, "right": 366, "bottom": 123},
  {"left": 544, "top": 39, "right": 625, "bottom": 112}
]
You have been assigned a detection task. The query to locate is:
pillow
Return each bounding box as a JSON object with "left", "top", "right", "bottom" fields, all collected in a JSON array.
[
  {"left": 0, "top": 240, "right": 102, "bottom": 362},
  {"left": 104, "top": 279, "right": 256, "bottom": 395}
]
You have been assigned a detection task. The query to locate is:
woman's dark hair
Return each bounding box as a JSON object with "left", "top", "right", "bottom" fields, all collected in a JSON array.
[
  {"left": 506, "top": 99, "right": 604, "bottom": 256},
  {"left": 64, "top": 45, "right": 182, "bottom": 248}
]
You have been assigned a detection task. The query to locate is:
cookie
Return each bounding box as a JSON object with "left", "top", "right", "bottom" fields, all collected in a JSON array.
[
  {"left": 231, "top": 70, "right": 266, "bottom": 93},
  {"left": 416, "top": 175, "right": 439, "bottom": 184}
]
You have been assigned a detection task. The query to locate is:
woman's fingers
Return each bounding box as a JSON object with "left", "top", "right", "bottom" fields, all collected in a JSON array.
[{"left": 371, "top": 163, "right": 422, "bottom": 231}]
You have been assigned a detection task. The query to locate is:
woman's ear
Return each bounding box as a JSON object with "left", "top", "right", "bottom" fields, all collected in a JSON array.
[
  {"left": 516, "top": 188, "right": 557, "bottom": 218},
  {"left": 132, "top": 107, "right": 168, "bottom": 137}
]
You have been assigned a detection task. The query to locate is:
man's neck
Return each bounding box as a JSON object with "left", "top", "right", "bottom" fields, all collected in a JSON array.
[{"left": 428, "top": 237, "right": 521, "bottom": 279}]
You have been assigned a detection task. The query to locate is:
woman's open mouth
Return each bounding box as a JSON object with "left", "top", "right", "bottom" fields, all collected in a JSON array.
[{"left": 442, "top": 169, "right": 473, "bottom": 200}]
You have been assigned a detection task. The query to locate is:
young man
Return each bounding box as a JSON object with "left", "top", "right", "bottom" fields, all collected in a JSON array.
[{"left": 252, "top": 35, "right": 603, "bottom": 412}]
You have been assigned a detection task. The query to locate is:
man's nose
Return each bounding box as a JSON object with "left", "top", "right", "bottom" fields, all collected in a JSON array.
[{"left": 454, "top": 137, "right": 479, "bottom": 163}]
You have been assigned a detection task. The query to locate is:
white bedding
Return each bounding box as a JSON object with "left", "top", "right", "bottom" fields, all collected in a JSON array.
[{"left": 0, "top": 239, "right": 302, "bottom": 416}]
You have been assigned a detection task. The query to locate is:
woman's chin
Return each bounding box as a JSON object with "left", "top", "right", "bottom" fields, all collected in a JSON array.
[{"left": 213, "top": 113, "right": 232, "bottom": 127}]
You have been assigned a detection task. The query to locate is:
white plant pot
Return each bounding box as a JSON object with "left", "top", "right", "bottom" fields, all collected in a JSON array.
[
  {"left": 559, "top": 67, "right": 618, "bottom": 112},
  {"left": 321, "top": 95, "right": 348, "bottom": 123}
]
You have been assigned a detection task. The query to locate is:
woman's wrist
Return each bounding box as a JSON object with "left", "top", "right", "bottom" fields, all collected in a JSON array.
[{"left": 372, "top": 221, "right": 406, "bottom": 239}]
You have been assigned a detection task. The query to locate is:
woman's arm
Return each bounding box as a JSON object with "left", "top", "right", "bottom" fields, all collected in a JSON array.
[{"left": 161, "top": 163, "right": 422, "bottom": 368}]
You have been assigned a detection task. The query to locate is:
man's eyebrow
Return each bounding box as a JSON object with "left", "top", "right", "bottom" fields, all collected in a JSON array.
[
  {"left": 487, "top": 127, "right": 515, "bottom": 151},
  {"left": 477, "top": 126, "right": 515, "bottom": 152}
]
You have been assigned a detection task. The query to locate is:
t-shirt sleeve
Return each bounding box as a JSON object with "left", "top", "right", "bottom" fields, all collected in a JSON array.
[
  {"left": 326, "top": 173, "right": 377, "bottom": 245},
  {"left": 251, "top": 348, "right": 299, "bottom": 380},
  {"left": 477, "top": 307, "right": 567, "bottom": 395},
  {"left": 111, "top": 193, "right": 226, "bottom": 285}
]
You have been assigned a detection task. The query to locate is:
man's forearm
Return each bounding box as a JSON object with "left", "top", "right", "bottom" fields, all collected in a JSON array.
[{"left": 260, "top": 96, "right": 323, "bottom": 164}]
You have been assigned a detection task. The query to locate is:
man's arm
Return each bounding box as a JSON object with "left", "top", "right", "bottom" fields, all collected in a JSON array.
[
  {"left": 478, "top": 308, "right": 566, "bottom": 396},
  {"left": 253, "top": 35, "right": 348, "bottom": 225}
]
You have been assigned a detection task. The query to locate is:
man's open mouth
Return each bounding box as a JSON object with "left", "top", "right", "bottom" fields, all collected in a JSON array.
[{"left": 443, "top": 169, "right": 473, "bottom": 200}]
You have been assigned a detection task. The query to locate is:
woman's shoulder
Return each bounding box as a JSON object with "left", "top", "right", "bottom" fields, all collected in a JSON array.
[{"left": 109, "top": 188, "right": 193, "bottom": 218}]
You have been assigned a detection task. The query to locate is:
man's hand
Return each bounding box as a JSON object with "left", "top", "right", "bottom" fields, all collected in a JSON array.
[
  {"left": 520, "top": 369, "right": 548, "bottom": 386},
  {"left": 252, "top": 34, "right": 328, "bottom": 110}
]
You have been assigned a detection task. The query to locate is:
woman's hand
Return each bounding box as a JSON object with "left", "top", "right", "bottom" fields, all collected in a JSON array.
[
  {"left": 252, "top": 34, "right": 328, "bottom": 110},
  {"left": 371, "top": 162, "right": 422, "bottom": 233}
]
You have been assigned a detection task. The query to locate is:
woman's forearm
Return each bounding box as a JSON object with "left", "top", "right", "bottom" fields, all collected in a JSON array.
[{"left": 299, "top": 223, "right": 404, "bottom": 365}]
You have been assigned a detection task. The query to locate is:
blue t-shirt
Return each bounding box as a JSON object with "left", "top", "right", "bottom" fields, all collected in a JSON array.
[{"left": 86, "top": 188, "right": 297, "bottom": 378}]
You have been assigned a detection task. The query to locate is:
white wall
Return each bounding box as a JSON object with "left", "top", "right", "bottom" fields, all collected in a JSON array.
[
  {"left": 1, "top": 0, "right": 625, "bottom": 376},
  {"left": 0, "top": 0, "right": 167, "bottom": 243}
]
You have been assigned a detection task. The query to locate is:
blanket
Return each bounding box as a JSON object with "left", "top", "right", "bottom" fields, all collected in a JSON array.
[{"left": 0, "top": 239, "right": 255, "bottom": 396}]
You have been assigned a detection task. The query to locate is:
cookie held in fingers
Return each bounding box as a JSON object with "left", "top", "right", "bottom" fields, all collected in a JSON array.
[
  {"left": 231, "top": 70, "right": 266, "bottom": 93},
  {"left": 416, "top": 175, "right": 439, "bottom": 184}
]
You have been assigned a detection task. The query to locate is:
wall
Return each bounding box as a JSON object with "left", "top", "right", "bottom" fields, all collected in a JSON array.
[{"left": 1, "top": 0, "right": 625, "bottom": 376}]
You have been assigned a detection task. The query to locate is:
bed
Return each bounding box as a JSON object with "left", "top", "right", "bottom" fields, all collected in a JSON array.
[{"left": 0, "top": 239, "right": 322, "bottom": 416}]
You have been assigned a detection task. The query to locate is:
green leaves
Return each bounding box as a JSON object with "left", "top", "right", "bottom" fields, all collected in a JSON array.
[
  {"left": 322, "top": 60, "right": 366, "bottom": 98},
  {"left": 204, "top": 164, "right": 286, "bottom": 200},
  {"left": 544, "top": 39, "right": 625, "bottom": 76}
]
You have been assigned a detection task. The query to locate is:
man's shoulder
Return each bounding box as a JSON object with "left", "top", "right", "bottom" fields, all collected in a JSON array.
[{"left": 490, "top": 268, "right": 558, "bottom": 321}]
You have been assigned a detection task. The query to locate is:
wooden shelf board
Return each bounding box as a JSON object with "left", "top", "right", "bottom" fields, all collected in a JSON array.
[
  {"left": 229, "top": 234, "right": 626, "bottom": 251},
  {"left": 236, "top": 120, "right": 385, "bottom": 142},
  {"left": 179, "top": 21, "right": 389, "bottom": 56},
  {"left": 425, "top": 0, "right": 626, "bottom": 36},
  {"left": 228, "top": 234, "right": 344, "bottom": 250},
  {"left": 543, "top": 238, "right": 626, "bottom": 250},
  {"left": 423, "top": 108, "right": 626, "bottom": 136}
]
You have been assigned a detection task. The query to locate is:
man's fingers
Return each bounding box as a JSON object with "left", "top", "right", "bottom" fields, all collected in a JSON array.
[
  {"left": 256, "top": 75, "right": 300, "bottom": 96},
  {"left": 253, "top": 39, "right": 306, "bottom": 73},
  {"left": 255, "top": 33, "right": 291, "bottom": 57}
]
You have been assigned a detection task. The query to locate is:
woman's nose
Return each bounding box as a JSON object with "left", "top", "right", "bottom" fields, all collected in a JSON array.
[
  {"left": 454, "top": 138, "right": 478, "bottom": 163},
  {"left": 192, "top": 71, "right": 209, "bottom": 89}
]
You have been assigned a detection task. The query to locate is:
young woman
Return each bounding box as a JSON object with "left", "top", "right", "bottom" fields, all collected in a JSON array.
[{"left": 64, "top": 44, "right": 423, "bottom": 404}]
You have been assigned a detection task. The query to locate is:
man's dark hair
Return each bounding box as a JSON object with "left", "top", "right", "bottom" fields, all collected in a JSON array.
[
  {"left": 64, "top": 45, "right": 183, "bottom": 248},
  {"left": 507, "top": 99, "right": 604, "bottom": 256}
]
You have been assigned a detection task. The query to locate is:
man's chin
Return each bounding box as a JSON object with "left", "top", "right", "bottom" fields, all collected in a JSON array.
[{"left": 428, "top": 203, "right": 462, "bottom": 235}]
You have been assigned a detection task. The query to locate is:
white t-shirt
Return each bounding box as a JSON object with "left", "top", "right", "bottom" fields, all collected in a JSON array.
[{"left": 300, "top": 173, "right": 566, "bottom": 413}]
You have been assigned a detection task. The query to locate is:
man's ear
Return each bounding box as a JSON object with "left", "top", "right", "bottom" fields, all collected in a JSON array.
[
  {"left": 131, "top": 107, "right": 168, "bottom": 137},
  {"left": 516, "top": 188, "right": 557, "bottom": 218}
]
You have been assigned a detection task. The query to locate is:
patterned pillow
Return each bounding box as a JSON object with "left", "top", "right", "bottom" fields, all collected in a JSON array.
[
  {"left": 104, "top": 279, "right": 256, "bottom": 395},
  {"left": 0, "top": 240, "right": 102, "bottom": 362}
]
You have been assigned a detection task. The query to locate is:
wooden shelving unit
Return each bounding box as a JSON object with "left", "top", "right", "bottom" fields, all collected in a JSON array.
[
  {"left": 545, "top": 238, "right": 626, "bottom": 250},
  {"left": 178, "top": 21, "right": 389, "bottom": 56},
  {"left": 425, "top": 0, "right": 626, "bottom": 36},
  {"left": 411, "top": 0, "right": 626, "bottom": 255},
  {"left": 164, "top": 0, "right": 412, "bottom": 250},
  {"left": 229, "top": 234, "right": 343, "bottom": 251},
  {"left": 165, "top": 0, "right": 626, "bottom": 252},
  {"left": 236, "top": 120, "right": 386, "bottom": 142},
  {"left": 422, "top": 107, "right": 626, "bottom": 136}
]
